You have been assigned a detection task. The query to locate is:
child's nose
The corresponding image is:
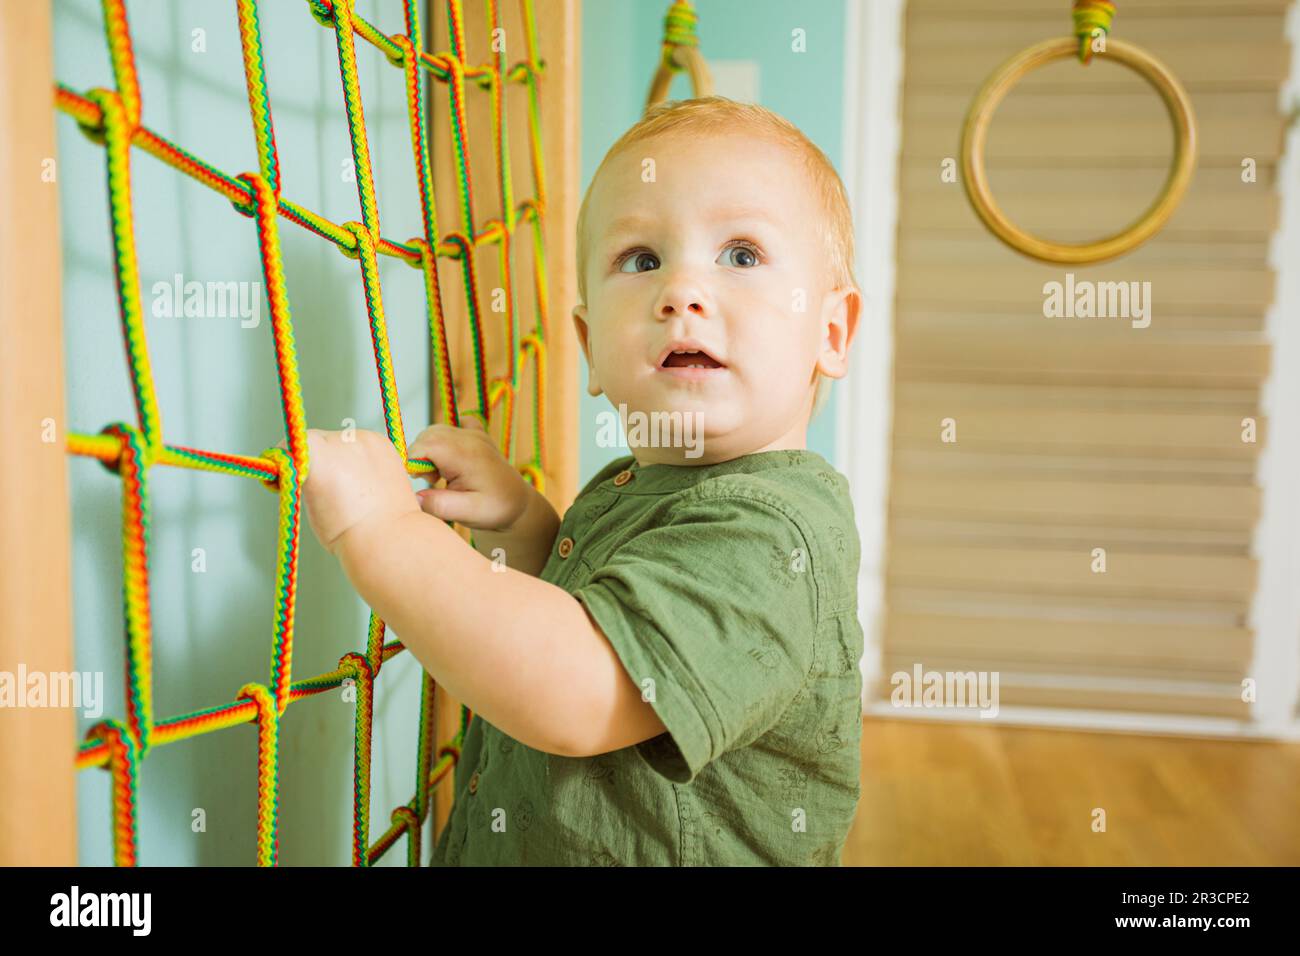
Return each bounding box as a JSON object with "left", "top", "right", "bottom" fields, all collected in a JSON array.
[{"left": 655, "top": 268, "right": 712, "bottom": 319}]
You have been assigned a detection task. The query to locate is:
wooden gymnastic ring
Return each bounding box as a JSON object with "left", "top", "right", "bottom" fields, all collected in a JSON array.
[
  {"left": 645, "top": 44, "right": 713, "bottom": 110},
  {"left": 960, "top": 36, "right": 1197, "bottom": 265}
]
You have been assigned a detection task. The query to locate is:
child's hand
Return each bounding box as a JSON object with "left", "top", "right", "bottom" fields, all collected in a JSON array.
[
  {"left": 277, "top": 428, "right": 419, "bottom": 557},
  {"left": 407, "top": 418, "right": 531, "bottom": 532}
]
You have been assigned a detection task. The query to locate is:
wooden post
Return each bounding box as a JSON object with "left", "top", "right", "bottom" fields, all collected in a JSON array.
[
  {"left": 0, "top": 0, "right": 78, "bottom": 866},
  {"left": 427, "top": 0, "right": 580, "bottom": 852}
]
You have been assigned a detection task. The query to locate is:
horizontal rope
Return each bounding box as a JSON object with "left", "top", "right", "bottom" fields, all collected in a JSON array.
[{"left": 56, "top": 85, "right": 545, "bottom": 266}]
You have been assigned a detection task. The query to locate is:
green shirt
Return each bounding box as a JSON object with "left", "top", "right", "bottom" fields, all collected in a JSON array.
[{"left": 430, "top": 448, "right": 863, "bottom": 866}]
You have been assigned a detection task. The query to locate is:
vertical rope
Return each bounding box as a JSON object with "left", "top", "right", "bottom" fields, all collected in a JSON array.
[
  {"left": 331, "top": 0, "right": 382, "bottom": 237},
  {"left": 237, "top": 683, "right": 281, "bottom": 866},
  {"left": 236, "top": 0, "right": 282, "bottom": 196},
  {"left": 100, "top": 0, "right": 141, "bottom": 130},
  {"left": 102, "top": 423, "right": 155, "bottom": 760},
  {"left": 444, "top": 2, "right": 492, "bottom": 421},
  {"left": 342, "top": 221, "right": 408, "bottom": 456},
  {"left": 89, "top": 89, "right": 162, "bottom": 458},
  {"left": 259, "top": 447, "right": 303, "bottom": 716},
  {"left": 341, "top": 654, "right": 375, "bottom": 866},
  {"left": 521, "top": 0, "right": 550, "bottom": 479},
  {"left": 89, "top": 719, "right": 140, "bottom": 866}
]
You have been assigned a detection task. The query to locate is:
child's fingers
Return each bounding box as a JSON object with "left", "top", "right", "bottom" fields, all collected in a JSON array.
[
  {"left": 406, "top": 427, "right": 457, "bottom": 478},
  {"left": 409, "top": 461, "right": 441, "bottom": 486},
  {"left": 408, "top": 422, "right": 492, "bottom": 483},
  {"left": 416, "top": 486, "right": 482, "bottom": 525}
]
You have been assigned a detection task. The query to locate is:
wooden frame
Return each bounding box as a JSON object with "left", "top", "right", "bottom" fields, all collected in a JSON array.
[
  {"left": 0, "top": 0, "right": 77, "bottom": 866},
  {"left": 427, "top": 0, "right": 580, "bottom": 852}
]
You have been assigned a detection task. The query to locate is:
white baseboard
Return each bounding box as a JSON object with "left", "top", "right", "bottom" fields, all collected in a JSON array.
[{"left": 864, "top": 700, "right": 1300, "bottom": 742}]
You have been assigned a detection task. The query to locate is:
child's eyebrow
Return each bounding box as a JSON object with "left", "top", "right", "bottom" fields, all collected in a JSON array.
[
  {"left": 602, "top": 214, "right": 657, "bottom": 242},
  {"left": 603, "top": 205, "right": 781, "bottom": 243}
]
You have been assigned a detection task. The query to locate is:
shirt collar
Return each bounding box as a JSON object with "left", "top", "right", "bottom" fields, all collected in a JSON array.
[{"left": 605, "top": 448, "right": 829, "bottom": 495}]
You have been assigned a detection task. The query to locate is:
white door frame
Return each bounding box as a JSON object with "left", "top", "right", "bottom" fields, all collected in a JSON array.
[
  {"left": 1246, "top": 0, "right": 1300, "bottom": 739},
  {"left": 838, "top": 0, "right": 905, "bottom": 720}
]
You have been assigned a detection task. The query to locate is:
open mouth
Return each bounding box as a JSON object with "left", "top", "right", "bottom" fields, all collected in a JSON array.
[{"left": 660, "top": 349, "right": 724, "bottom": 370}]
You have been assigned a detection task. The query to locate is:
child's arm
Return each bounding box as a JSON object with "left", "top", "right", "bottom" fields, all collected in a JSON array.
[
  {"left": 293, "top": 427, "right": 666, "bottom": 757},
  {"left": 335, "top": 508, "right": 667, "bottom": 758}
]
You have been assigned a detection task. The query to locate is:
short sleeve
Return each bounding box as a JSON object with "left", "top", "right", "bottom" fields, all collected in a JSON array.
[{"left": 572, "top": 487, "right": 819, "bottom": 785}]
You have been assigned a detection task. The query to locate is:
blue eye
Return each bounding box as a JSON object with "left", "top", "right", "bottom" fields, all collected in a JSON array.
[
  {"left": 615, "top": 241, "right": 764, "bottom": 273},
  {"left": 617, "top": 251, "right": 660, "bottom": 273},
  {"left": 721, "top": 243, "right": 762, "bottom": 268}
]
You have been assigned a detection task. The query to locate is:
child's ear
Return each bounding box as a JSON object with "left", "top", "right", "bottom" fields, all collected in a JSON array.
[
  {"left": 815, "top": 286, "right": 860, "bottom": 379},
  {"left": 571, "top": 305, "right": 603, "bottom": 397}
]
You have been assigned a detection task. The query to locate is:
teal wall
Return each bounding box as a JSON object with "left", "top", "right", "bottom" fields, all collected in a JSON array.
[
  {"left": 55, "top": 0, "right": 848, "bottom": 864},
  {"left": 577, "top": 0, "right": 848, "bottom": 487}
]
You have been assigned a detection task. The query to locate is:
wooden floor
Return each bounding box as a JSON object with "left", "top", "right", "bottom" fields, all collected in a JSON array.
[{"left": 844, "top": 717, "right": 1300, "bottom": 866}]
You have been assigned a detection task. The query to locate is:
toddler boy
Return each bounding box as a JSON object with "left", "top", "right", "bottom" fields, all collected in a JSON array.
[{"left": 296, "top": 95, "right": 863, "bottom": 865}]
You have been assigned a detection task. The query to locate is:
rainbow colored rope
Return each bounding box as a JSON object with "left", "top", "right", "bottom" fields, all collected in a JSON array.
[
  {"left": 58, "top": 0, "right": 553, "bottom": 866},
  {"left": 660, "top": 0, "right": 699, "bottom": 71},
  {"left": 1072, "top": 0, "right": 1117, "bottom": 65}
]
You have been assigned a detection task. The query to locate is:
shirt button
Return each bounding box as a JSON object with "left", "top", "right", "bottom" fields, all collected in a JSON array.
[
  {"left": 468, "top": 770, "right": 480, "bottom": 794},
  {"left": 613, "top": 469, "right": 634, "bottom": 486},
  {"left": 557, "top": 536, "right": 574, "bottom": 558}
]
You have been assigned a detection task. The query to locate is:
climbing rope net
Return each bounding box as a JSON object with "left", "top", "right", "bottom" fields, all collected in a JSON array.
[{"left": 56, "top": 0, "right": 554, "bottom": 866}]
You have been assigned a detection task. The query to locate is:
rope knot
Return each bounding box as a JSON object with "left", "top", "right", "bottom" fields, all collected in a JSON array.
[
  {"left": 339, "top": 219, "right": 376, "bottom": 261},
  {"left": 391, "top": 805, "right": 420, "bottom": 831},
  {"left": 307, "top": 0, "right": 335, "bottom": 28},
  {"left": 259, "top": 444, "right": 304, "bottom": 495},
  {"left": 75, "top": 87, "right": 116, "bottom": 145},
  {"left": 386, "top": 33, "right": 412, "bottom": 69},
  {"left": 1072, "top": 0, "right": 1117, "bottom": 65},
  {"left": 340, "top": 651, "right": 376, "bottom": 685},
  {"left": 237, "top": 682, "right": 276, "bottom": 718},
  {"left": 98, "top": 421, "right": 157, "bottom": 473},
  {"left": 661, "top": 0, "right": 699, "bottom": 71},
  {"left": 231, "top": 171, "right": 267, "bottom": 218},
  {"left": 404, "top": 236, "right": 432, "bottom": 272}
]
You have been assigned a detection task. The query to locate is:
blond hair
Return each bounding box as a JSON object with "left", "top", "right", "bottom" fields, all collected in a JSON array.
[{"left": 575, "top": 95, "right": 856, "bottom": 420}]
